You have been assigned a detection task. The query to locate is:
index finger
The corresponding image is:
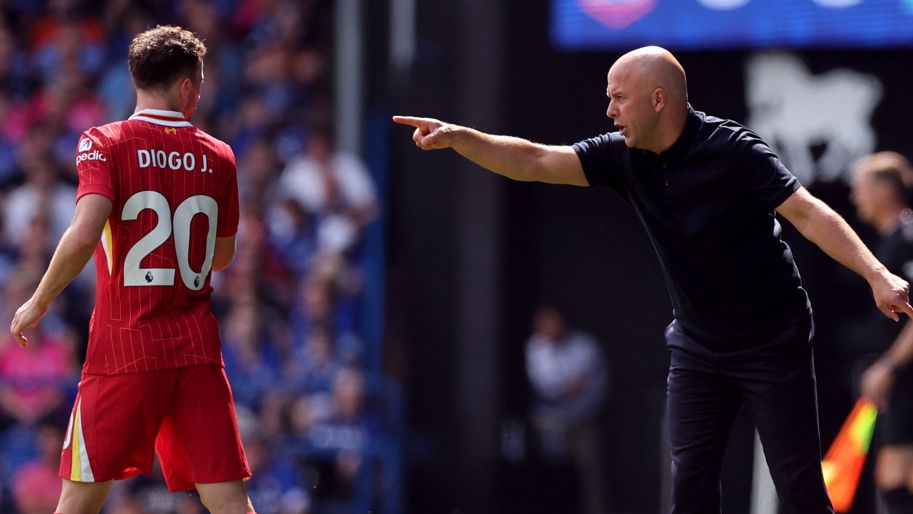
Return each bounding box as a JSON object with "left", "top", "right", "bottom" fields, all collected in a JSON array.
[
  {"left": 11, "top": 329, "right": 27, "bottom": 348},
  {"left": 898, "top": 301, "right": 913, "bottom": 320},
  {"left": 392, "top": 115, "right": 430, "bottom": 128},
  {"left": 880, "top": 303, "right": 900, "bottom": 322}
]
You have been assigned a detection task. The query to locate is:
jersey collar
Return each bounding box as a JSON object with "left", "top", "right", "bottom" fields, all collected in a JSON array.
[
  {"left": 129, "top": 109, "right": 193, "bottom": 127},
  {"left": 659, "top": 104, "right": 701, "bottom": 163}
]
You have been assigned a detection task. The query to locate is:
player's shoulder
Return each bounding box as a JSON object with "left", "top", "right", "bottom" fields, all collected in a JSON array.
[
  {"left": 193, "top": 128, "right": 236, "bottom": 161},
  {"left": 80, "top": 120, "right": 130, "bottom": 146}
]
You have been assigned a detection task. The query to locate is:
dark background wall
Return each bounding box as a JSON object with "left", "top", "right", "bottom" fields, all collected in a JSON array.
[{"left": 379, "top": 0, "right": 913, "bottom": 513}]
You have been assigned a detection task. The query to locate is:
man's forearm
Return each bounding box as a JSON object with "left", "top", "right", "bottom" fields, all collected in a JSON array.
[
  {"left": 393, "top": 115, "right": 587, "bottom": 185},
  {"left": 780, "top": 187, "right": 912, "bottom": 320},
  {"left": 449, "top": 126, "right": 551, "bottom": 182},
  {"left": 795, "top": 200, "right": 885, "bottom": 282},
  {"left": 32, "top": 227, "right": 98, "bottom": 308}
]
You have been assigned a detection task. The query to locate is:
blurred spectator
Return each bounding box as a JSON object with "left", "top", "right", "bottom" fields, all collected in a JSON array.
[
  {"left": 222, "top": 299, "right": 281, "bottom": 410},
  {"left": 270, "top": 197, "right": 318, "bottom": 276},
  {"left": 525, "top": 305, "right": 610, "bottom": 514},
  {"left": 287, "top": 325, "right": 342, "bottom": 393},
  {"left": 0, "top": 268, "right": 74, "bottom": 427},
  {"left": 291, "top": 261, "right": 363, "bottom": 366},
  {"left": 277, "top": 128, "right": 378, "bottom": 256},
  {"left": 307, "top": 368, "right": 373, "bottom": 508},
  {"left": 239, "top": 137, "right": 282, "bottom": 215},
  {"left": 3, "top": 157, "right": 75, "bottom": 249},
  {"left": 242, "top": 414, "right": 311, "bottom": 514},
  {"left": 11, "top": 421, "right": 63, "bottom": 514},
  {"left": 31, "top": 14, "right": 106, "bottom": 84}
]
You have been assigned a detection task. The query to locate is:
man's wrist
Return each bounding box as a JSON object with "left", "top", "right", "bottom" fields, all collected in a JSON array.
[
  {"left": 878, "top": 356, "right": 903, "bottom": 375},
  {"left": 865, "top": 264, "right": 889, "bottom": 284},
  {"left": 29, "top": 291, "right": 52, "bottom": 311}
]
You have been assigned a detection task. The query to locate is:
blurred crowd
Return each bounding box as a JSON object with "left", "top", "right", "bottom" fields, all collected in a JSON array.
[{"left": 0, "top": 1, "right": 396, "bottom": 513}]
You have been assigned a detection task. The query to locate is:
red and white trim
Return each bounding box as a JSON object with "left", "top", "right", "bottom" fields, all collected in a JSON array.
[
  {"left": 63, "top": 399, "right": 95, "bottom": 482},
  {"left": 129, "top": 108, "right": 192, "bottom": 127}
]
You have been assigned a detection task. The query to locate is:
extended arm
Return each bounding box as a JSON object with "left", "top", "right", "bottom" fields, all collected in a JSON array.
[
  {"left": 10, "top": 193, "right": 112, "bottom": 347},
  {"left": 393, "top": 115, "right": 588, "bottom": 186},
  {"left": 776, "top": 186, "right": 913, "bottom": 321}
]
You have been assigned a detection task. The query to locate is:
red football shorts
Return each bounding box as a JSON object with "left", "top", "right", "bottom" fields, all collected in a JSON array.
[{"left": 59, "top": 365, "right": 251, "bottom": 491}]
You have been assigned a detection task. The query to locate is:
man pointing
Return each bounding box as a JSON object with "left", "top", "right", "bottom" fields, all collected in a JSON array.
[{"left": 394, "top": 46, "right": 913, "bottom": 513}]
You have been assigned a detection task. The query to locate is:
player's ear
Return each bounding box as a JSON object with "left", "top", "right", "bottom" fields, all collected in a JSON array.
[{"left": 179, "top": 76, "right": 194, "bottom": 102}]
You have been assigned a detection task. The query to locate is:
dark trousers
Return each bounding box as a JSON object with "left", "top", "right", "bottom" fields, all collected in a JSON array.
[{"left": 666, "top": 319, "right": 834, "bottom": 514}]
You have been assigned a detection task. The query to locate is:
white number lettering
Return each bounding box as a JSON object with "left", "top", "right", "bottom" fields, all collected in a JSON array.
[
  {"left": 173, "top": 195, "right": 218, "bottom": 291},
  {"left": 121, "top": 191, "right": 219, "bottom": 289},
  {"left": 122, "top": 191, "right": 175, "bottom": 286}
]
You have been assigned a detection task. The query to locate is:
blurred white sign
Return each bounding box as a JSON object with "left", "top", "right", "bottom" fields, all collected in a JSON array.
[{"left": 745, "top": 52, "right": 882, "bottom": 184}]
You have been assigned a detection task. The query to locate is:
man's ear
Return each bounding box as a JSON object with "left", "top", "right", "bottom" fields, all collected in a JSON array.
[{"left": 652, "top": 87, "right": 666, "bottom": 112}]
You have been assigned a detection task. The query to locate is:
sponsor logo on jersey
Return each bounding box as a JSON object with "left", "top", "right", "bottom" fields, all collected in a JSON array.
[
  {"left": 76, "top": 150, "right": 106, "bottom": 164},
  {"left": 78, "top": 138, "right": 92, "bottom": 152}
]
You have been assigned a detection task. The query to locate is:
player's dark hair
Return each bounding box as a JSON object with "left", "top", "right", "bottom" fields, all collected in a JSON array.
[
  {"left": 128, "top": 25, "right": 206, "bottom": 91},
  {"left": 857, "top": 151, "right": 913, "bottom": 207}
]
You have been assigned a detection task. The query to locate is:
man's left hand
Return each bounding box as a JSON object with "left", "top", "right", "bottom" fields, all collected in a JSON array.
[
  {"left": 10, "top": 297, "right": 47, "bottom": 348},
  {"left": 871, "top": 271, "right": 913, "bottom": 321}
]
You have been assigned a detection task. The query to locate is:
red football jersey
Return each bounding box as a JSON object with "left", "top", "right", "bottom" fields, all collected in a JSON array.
[{"left": 75, "top": 108, "right": 239, "bottom": 375}]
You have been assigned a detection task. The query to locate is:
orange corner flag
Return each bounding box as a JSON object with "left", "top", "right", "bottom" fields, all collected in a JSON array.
[{"left": 822, "top": 399, "right": 878, "bottom": 513}]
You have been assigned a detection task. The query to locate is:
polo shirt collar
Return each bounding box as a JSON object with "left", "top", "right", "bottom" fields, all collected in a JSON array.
[{"left": 659, "top": 104, "right": 700, "bottom": 163}]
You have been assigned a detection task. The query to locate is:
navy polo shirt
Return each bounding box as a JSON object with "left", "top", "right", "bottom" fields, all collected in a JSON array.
[{"left": 573, "top": 107, "right": 811, "bottom": 348}]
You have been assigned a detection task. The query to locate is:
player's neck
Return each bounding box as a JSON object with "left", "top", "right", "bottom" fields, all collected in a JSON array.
[{"left": 134, "top": 90, "right": 187, "bottom": 119}]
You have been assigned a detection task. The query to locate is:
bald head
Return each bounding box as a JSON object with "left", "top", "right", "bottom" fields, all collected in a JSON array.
[
  {"left": 605, "top": 46, "right": 689, "bottom": 153},
  {"left": 613, "top": 46, "right": 688, "bottom": 108}
]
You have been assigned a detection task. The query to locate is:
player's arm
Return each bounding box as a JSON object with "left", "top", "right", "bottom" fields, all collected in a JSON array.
[
  {"left": 776, "top": 186, "right": 913, "bottom": 321},
  {"left": 212, "top": 235, "right": 236, "bottom": 272},
  {"left": 860, "top": 320, "right": 913, "bottom": 410},
  {"left": 10, "top": 194, "right": 112, "bottom": 347},
  {"left": 393, "top": 115, "right": 588, "bottom": 186}
]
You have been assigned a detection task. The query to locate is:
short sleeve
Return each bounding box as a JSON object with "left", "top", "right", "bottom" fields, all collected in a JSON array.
[
  {"left": 75, "top": 129, "right": 116, "bottom": 202},
  {"left": 736, "top": 134, "right": 800, "bottom": 210},
  {"left": 217, "top": 144, "right": 240, "bottom": 238},
  {"left": 571, "top": 132, "right": 625, "bottom": 191}
]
